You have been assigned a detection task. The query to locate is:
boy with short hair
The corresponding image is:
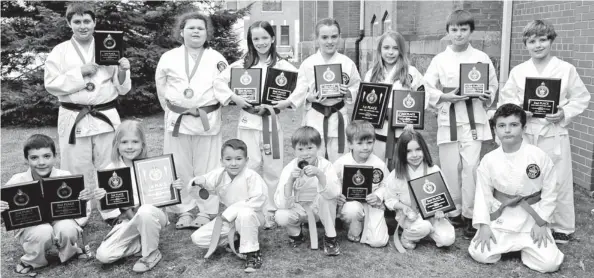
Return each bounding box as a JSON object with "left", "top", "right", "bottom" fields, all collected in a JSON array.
[
  {"left": 498, "top": 20, "right": 590, "bottom": 243},
  {"left": 469, "top": 104, "right": 564, "bottom": 273},
  {"left": 189, "top": 139, "right": 267, "bottom": 273},
  {"left": 333, "top": 120, "right": 389, "bottom": 247},
  {"left": 0, "top": 134, "right": 96, "bottom": 276},
  {"left": 424, "top": 10, "right": 499, "bottom": 238},
  {"left": 274, "top": 126, "right": 342, "bottom": 256},
  {"left": 43, "top": 3, "right": 131, "bottom": 205}
]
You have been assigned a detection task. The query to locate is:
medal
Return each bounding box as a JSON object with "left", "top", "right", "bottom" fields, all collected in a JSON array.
[
  {"left": 184, "top": 88, "right": 194, "bottom": 99},
  {"left": 263, "top": 144, "right": 272, "bottom": 155},
  {"left": 71, "top": 37, "right": 97, "bottom": 91},
  {"left": 86, "top": 82, "right": 95, "bottom": 91},
  {"left": 184, "top": 46, "right": 204, "bottom": 99}
]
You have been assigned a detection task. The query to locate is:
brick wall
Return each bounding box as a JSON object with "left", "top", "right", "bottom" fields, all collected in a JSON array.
[{"left": 510, "top": 1, "right": 594, "bottom": 190}]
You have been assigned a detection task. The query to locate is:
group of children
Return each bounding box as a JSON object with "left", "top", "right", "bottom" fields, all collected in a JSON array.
[{"left": 1, "top": 3, "right": 589, "bottom": 276}]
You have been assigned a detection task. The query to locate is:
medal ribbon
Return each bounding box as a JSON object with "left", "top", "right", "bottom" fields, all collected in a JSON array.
[
  {"left": 185, "top": 46, "right": 204, "bottom": 87},
  {"left": 70, "top": 37, "right": 95, "bottom": 65}
]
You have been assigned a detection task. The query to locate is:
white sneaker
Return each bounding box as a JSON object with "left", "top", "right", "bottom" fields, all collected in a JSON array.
[{"left": 263, "top": 213, "right": 276, "bottom": 230}]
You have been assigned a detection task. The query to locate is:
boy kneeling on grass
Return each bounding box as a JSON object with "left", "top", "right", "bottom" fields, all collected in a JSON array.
[
  {"left": 469, "top": 104, "right": 564, "bottom": 273},
  {"left": 189, "top": 139, "right": 268, "bottom": 273}
]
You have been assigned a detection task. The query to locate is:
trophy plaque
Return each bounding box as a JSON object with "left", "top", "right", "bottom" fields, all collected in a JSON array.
[
  {"left": 460, "top": 63, "right": 489, "bottom": 97},
  {"left": 133, "top": 154, "right": 181, "bottom": 208},
  {"left": 1, "top": 181, "right": 45, "bottom": 231},
  {"left": 408, "top": 171, "right": 456, "bottom": 220},
  {"left": 94, "top": 30, "right": 124, "bottom": 66},
  {"left": 342, "top": 165, "right": 373, "bottom": 201},
  {"left": 231, "top": 68, "right": 262, "bottom": 105},
  {"left": 352, "top": 82, "right": 393, "bottom": 129},
  {"left": 97, "top": 167, "right": 135, "bottom": 210},
  {"left": 261, "top": 68, "right": 298, "bottom": 105},
  {"left": 523, "top": 77, "right": 561, "bottom": 118},
  {"left": 314, "top": 64, "right": 343, "bottom": 98},
  {"left": 392, "top": 90, "right": 425, "bottom": 129},
  {"left": 42, "top": 175, "right": 87, "bottom": 221}
]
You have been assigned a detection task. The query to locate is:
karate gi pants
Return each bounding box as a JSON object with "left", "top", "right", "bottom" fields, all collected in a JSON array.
[
  {"left": 469, "top": 227, "right": 564, "bottom": 273},
  {"left": 164, "top": 132, "right": 221, "bottom": 214},
  {"left": 191, "top": 208, "right": 263, "bottom": 253},
  {"left": 275, "top": 198, "right": 338, "bottom": 238},
  {"left": 238, "top": 128, "right": 283, "bottom": 214},
  {"left": 18, "top": 220, "right": 82, "bottom": 268},
  {"left": 96, "top": 205, "right": 168, "bottom": 263},
  {"left": 526, "top": 134, "right": 574, "bottom": 234},
  {"left": 400, "top": 216, "right": 455, "bottom": 247},
  {"left": 59, "top": 131, "right": 114, "bottom": 187},
  {"left": 438, "top": 140, "right": 482, "bottom": 218},
  {"left": 340, "top": 201, "right": 389, "bottom": 247}
]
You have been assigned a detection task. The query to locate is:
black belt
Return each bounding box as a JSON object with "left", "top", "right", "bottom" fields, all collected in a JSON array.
[
  {"left": 60, "top": 100, "right": 117, "bottom": 144},
  {"left": 311, "top": 101, "right": 345, "bottom": 159},
  {"left": 166, "top": 101, "right": 220, "bottom": 137},
  {"left": 243, "top": 106, "right": 281, "bottom": 160}
]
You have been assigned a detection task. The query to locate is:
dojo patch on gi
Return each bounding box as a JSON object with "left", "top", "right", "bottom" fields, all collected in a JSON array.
[
  {"left": 217, "top": 61, "right": 227, "bottom": 73},
  {"left": 372, "top": 168, "right": 384, "bottom": 183},
  {"left": 341, "top": 72, "right": 350, "bottom": 85},
  {"left": 526, "top": 164, "right": 540, "bottom": 179}
]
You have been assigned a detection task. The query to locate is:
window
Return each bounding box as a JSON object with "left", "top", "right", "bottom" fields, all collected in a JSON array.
[
  {"left": 262, "top": 0, "right": 282, "bottom": 12},
  {"left": 280, "top": 25, "right": 290, "bottom": 45}
]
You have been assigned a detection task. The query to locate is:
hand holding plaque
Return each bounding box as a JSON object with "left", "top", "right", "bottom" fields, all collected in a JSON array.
[
  {"left": 460, "top": 63, "right": 489, "bottom": 97},
  {"left": 42, "top": 175, "right": 87, "bottom": 221},
  {"left": 262, "top": 68, "right": 297, "bottom": 105},
  {"left": 231, "top": 68, "right": 262, "bottom": 105},
  {"left": 352, "top": 82, "right": 392, "bottom": 129},
  {"left": 133, "top": 154, "right": 181, "bottom": 208},
  {"left": 97, "top": 167, "right": 134, "bottom": 210},
  {"left": 523, "top": 77, "right": 561, "bottom": 118},
  {"left": 94, "top": 30, "right": 124, "bottom": 66},
  {"left": 314, "top": 64, "right": 343, "bottom": 98},
  {"left": 407, "top": 171, "right": 455, "bottom": 220},
  {"left": 1, "top": 181, "right": 45, "bottom": 231},
  {"left": 342, "top": 165, "right": 373, "bottom": 202},
  {"left": 392, "top": 90, "right": 425, "bottom": 129}
]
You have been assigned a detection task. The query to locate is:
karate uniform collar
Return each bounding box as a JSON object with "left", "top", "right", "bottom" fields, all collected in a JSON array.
[
  {"left": 445, "top": 43, "right": 475, "bottom": 56},
  {"left": 71, "top": 36, "right": 95, "bottom": 60},
  {"left": 27, "top": 167, "right": 57, "bottom": 181},
  {"left": 315, "top": 49, "right": 340, "bottom": 63},
  {"left": 221, "top": 166, "right": 248, "bottom": 184},
  {"left": 348, "top": 151, "right": 372, "bottom": 165},
  {"left": 407, "top": 162, "right": 427, "bottom": 178},
  {"left": 528, "top": 56, "right": 559, "bottom": 77}
]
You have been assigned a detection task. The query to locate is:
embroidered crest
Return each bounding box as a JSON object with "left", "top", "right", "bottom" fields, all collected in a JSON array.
[
  {"left": 13, "top": 189, "right": 30, "bottom": 207},
  {"left": 352, "top": 170, "right": 365, "bottom": 186},
  {"left": 403, "top": 93, "right": 415, "bottom": 108},
  {"left": 422, "top": 179, "right": 437, "bottom": 194},
  {"left": 240, "top": 71, "right": 252, "bottom": 85},
  {"left": 323, "top": 67, "right": 335, "bottom": 82},
  {"left": 372, "top": 168, "right": 384, "bottom": 183},
  {"left": 149, "top": 167, "right": 163, "bottom": 181},
  {"left": 217, "top": 61, "right": 227, "bottom": 73},
  {"left": 108, "top": 171, "right": 123, "bottom": 189},
  {"left": 468, "top": 66, "right": 481, "bottom": 82},
  {"left": 526, "top": 164, "right": 541, "bottom": 179},
  {"left": 365, "top": 89, "right": 378, "bottom": 104},
  {"left": 535, "top": 82, "right": 549, "bottom": 98},
  {"left": 342, "top": 72, "right": 350, "bottom": 85},
  {"left": 103, "top": 34, "right": 116, "bottom": 50},
  {"left": 275, "top": 72, "right": 287, "bottom": 87},
  {"left": 57, "top": 182, "right": 73, "bottom": 199}
]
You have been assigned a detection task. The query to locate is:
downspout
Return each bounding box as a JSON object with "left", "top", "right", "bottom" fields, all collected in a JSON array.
[
  {"left": 355, "top": 0, "right": 365, "bottom": 71},
  {"left": 498, "top": 0, "right": 513, "bottom": 106}
]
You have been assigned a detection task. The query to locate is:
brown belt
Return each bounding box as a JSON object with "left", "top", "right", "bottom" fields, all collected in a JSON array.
[
  {"left": 311, "top": 101, "right": 345, "bottom": 159},
  {"left": 166, "top": 101, "right": 220, "bottom": 137},
  {"left": 445, "top": 87, "right": 478, "bottom": 141},
  {"left": 243, "top": 106, "right": 281, "bottom": 160},
  {"left": 60, "top": 100, "right": 117, "bottom": 145},
  {"left": 491, "top": 190, "right": 546, "bottom": 227}
]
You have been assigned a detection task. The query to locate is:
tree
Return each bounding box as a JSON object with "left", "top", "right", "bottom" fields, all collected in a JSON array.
[{"left": 1, "top": 1, "right": 252, "bottom": 126}]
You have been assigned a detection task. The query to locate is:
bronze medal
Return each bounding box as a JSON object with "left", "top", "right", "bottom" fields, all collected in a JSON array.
[
  {"left": 86, "top": 82, "right": 95, "bottom": 91},
  {"left": 184, "top": 88, "right": 194, "bottom": 99}
]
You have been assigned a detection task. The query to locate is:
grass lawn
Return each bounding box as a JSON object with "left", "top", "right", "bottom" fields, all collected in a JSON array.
[{"left": 1, "top": 106, "right": 593, "bottom": 277}]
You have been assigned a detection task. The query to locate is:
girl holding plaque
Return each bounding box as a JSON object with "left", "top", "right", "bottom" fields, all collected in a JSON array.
[
  {"left": 155, "top": 12, "right": 231, "bottom": 229},
  {"left": 364, "top": 31, "right": 426, "bottom": 169},
  {"left": 294, "top": 18, "right": 361, "bottom": 162},
  {"left": 498, "top": 20, "right": 590, "bottom": 244},
  {"left": 95, "top": 120, "right": 184, "bottom": 273},
  {"left": 384, "top": 130, "right": 455, "bottom": 251},
  {"left": 214, "top": 21, "right": 303, "bottom": 229}
]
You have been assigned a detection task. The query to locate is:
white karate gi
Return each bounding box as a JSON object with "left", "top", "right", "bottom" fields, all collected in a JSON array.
[
  {"left": 213, "top": 59, "right": 304, "bottom": 215},
  {"left": 469, "top": 141, "right": 564, "bottom": 273},
  {"left": 189, "top": 168, "right": 267, "bottom": 253},
  {"left": 333, "top": 153, "right": 389, "bottom": 247},
  {"left": 155, "top": 46, "right": 231, "bottom": 214},
  {"left": 95, "top": 159, "right": 169, "bottom": 263},
  {"left": 424, "top": 44, "right": 498, "bottom": 218},
  {"left": 274, "top": 157, "right": 341, "bottom": 237},
  {"left": 44, "top": 38, "right": 131, "bottom": 187},
  {"left": 498, "top": 57, "right": 590, "bottom": 234},
  {"left": 295, "top": 51, "right": 362, "bottom": 162},
  {"left": 384, "top": 164, "right": 456, "bottom": 247},
  {"left": 363, "top": 66, "right": 427, "bottom": 161},
  {"left": 6, "top": 168, "right": 91, "bottom": 268}
]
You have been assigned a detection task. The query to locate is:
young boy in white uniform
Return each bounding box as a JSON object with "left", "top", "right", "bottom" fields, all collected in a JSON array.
[
  {"left": 155, "top": 12, "right": 231, "bottom": 228},
  {"left": 274, "top": 126, "right": 342, "bottom": 256},
  {"left": 498, "top": 20, "right": 590, "bottom": 243},
  {"left": 333, "top": 120, "right": 389, "bottom": 247},
  {"left": 0, "top": 135, "right": 96, "bottom": 276},
  {"left": 424, "top": 10, "right": 498, "bottom": 237},
  {"left": 469, "top": 104, "right": 564, "bottom": 273},
  {"left": 44, "top": 3, "right": 131, "bottom": 191},
  {"left": 189, "top": 139, "right": 267, "bottom": 272}
]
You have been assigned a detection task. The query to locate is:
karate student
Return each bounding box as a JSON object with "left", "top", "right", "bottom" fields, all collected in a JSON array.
[
  {"left": 155, "top": 12, "right": 231, "bottom": 229},
  {"left": 95, "top": 121, "right": 183, "bottom": 273},
  {"left": 498, "top": 20, "right": 590, "bottom": 243},
  {"left": 189, "top": 139, "right": 267, "bottom": 272},
  {"left": 44, "top": 3, "right": 131, "bottom": 194},
  {"left": 274, "top": 126, "right": 342, "bottom": 256},
  {"left": 424, "top": 10, "right": 498, "bottom": 238},
  {"left": 214, "top": 21, "right": 304, "bottom": 229},
  {"left": 363, "top": 31, "right": 426, "bottom": 168},
  {"left": 333, "top": 120, "right": 389, "bottom": 247},
  {"left": 295, "top": 18, "right": 361, "bottom": 162},
  {"left": 384, "top": 130, "right": 455, "bottom": 250},
  {"left": 469, "top": 104, "right": 564, "bottom": 273},
  {"left": 0, "top": 135, "right": 96, "bottom": 276}
]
